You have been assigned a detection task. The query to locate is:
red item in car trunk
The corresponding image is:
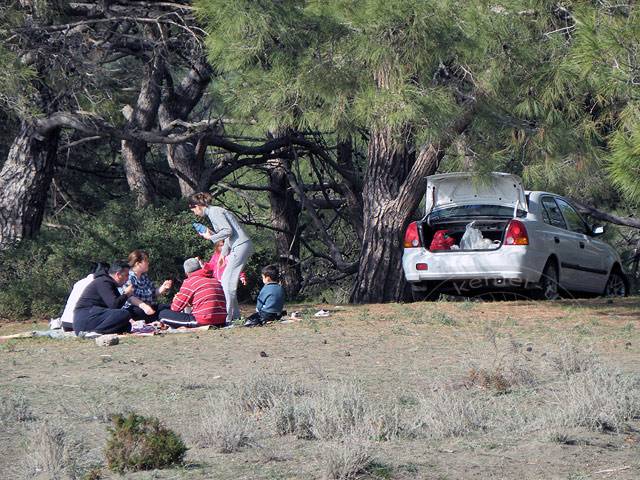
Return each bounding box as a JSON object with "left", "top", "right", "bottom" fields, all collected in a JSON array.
[{"left": 430, "top": 230, "right": 455, "bottom": 250}]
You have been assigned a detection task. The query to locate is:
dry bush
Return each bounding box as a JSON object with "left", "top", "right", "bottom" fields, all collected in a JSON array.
[
  {"left": 237, "top": 372, "right": 301, "bottom": 412},
  {"left": 412, "top": 382, "right": 488, "bottom": 438},
  {"left": 317, "top": 429, "right": 374, "bottom": 480},
  {"left": 18, "top": 421, "right": 83, "bottom": 479},
  {"left": 466, "top": 332, "right": 537, "bottom": 394},
  {"left": 549, "top": 365, "right": 640, "bottom": 432},
  {"left": 546, "top": 338, "right": 598, "bottom": 377},
  {"left": 265, "top": 381, "right": 401, "bottom": 441},
  {"left": 468, "top": 360, "right": 536, "bottom": 393},
  {"left": 468, "top": 367, "right": 512, "bottom": 392},
  {"left": 197, "top": 393, "right": 256, "bottom": 453}
]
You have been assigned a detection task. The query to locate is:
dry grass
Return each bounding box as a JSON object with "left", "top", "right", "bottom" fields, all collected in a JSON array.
[
  {"left": 197, "top": 392, "right": 256, "bottom": 453},
  {"left": 0, "top": 395, "right": 36, "bottom": 425},
  {"left": 317, "top": 429, "right": 374, "bottom": 480},
  {"left": 550, "top": 365, "right": 640, "bottom": 432},
  {"left": 1, "top": 298, "right": 639, "bottom": 479},
  {"left": 265, "top": 381, "right": 401, "bottom": 441},
  {"left": 17, "top": 421, "right": 85, "bottom": 479},
  {"left": 412, "top": 381, "right": 488, "bottom": 438},
  {"left": 546, "top": 337, "right": 598, "bottom": 377}
]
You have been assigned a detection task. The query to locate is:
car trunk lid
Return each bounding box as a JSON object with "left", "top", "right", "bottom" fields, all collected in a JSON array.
[{"left": 425, "top": 172, "right": 528, "bottom": 216}]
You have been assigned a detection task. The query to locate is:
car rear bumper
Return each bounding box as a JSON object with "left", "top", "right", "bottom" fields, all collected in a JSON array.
[{"left": 402, "top": 246, "right": 546, "bottom": 286}]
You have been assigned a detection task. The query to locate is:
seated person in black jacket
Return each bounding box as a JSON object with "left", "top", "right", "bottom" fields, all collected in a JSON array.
[{"left": 73, "top": 260, "right": 134, "bottom": 335}]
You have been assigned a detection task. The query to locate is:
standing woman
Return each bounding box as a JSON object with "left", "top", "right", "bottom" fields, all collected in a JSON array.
[{"left": 189, "top": 192, "right": 253, "bottom": 323}]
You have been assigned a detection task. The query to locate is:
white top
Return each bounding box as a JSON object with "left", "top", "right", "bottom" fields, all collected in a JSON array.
[{"left": 60, "top": 274, "right": 94, "bottom": 325}]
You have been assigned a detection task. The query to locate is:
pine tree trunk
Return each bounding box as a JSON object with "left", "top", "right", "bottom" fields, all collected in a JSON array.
[
  {"left": 268, "top": 157, "right": 302, "bottom": 297},
  {"left": 336, "top": 140, "right": 364, "bottom": 241},
  {"left": 350, "top": 125, "right": 416, "bottom": 302},
  {"left": 121, "top": 50, "right": 163, "bottom": 207},
  {"left": 0, "top": 120, "right": 60, "bottom": 249},
  {"left": 158, "top": 57, "right": 212, "bottom": 197},
  {"left": 350, "top": 127, "right": 449, "bottom": 303}
]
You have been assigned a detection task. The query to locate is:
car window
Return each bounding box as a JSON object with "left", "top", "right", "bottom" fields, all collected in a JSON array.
[
  {"left": 556, "top": 198, "right": 588, "bottom": 234},
  {"left": 429, "top": 204, "right": 526, "bottom": 221},
  {"left": 540, "top": 197, "right": 566, "bottom": 229}
]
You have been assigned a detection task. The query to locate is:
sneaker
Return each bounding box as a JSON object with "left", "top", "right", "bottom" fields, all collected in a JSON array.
[
  {"left": 243, "top": 317, "right": 263, "bottom": 327},
  {"left": 314, "top": 309, "right": 330, "bottom": 317}
]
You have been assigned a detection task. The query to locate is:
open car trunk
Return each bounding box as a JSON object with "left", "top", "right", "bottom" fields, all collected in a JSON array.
[
  {"left": 418, "top": 217, "right": 512, "bottom": 251},
  {"left": 419, "top": 172, "right": 528, "bottom": 251}
]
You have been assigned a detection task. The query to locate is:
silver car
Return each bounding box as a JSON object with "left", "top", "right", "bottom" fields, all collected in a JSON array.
[{"left": 402, "top": 172, "right": 628, "bottom": 300}]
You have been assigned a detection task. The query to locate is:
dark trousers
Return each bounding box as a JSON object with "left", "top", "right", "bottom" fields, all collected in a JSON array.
[
  {"left": 159, "top": 309, "right": 224, "bottom": 329},
  {"left": 74, "top": 307, "right": 131, "bottom": 335},
  {"left": 126, "top": 303, "right": 170, "bottom": 323},
  {"left": 244, "top": 311, "right": 281, "bottom": 326}
]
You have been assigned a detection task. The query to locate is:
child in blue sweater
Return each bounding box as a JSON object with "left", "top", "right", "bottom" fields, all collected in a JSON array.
[{"left": 243, "top": 265, "right": 285, "bottom": 327}]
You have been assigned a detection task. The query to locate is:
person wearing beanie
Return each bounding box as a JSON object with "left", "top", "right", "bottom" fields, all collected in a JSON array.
[{"left": 158, "top": 257, "right": 227, "bottom": 328}]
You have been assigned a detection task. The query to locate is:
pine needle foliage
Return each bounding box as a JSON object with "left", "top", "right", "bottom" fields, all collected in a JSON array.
[
  {"left": 196, "top": 0, "right": 493, "bottom": 143},
  {"left": 569, "top": 2, "right": 640, "bottom": 204},
  {"left": 0, "top": 6, "right": 38, "bottom": 117}
]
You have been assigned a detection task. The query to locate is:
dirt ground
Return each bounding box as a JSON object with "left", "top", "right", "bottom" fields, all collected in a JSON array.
[{"left": 0, "top": 297, "right": 639, "bottom": 479}]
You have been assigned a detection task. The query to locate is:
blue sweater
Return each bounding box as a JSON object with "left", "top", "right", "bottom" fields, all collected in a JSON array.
[{"left": 256, "top": 282, "right": 285, "bottom": 313}]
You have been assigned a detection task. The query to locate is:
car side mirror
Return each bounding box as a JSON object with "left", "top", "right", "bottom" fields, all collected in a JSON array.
[{"left": 591, "top": 224, "right": 605, "bottom": 236}]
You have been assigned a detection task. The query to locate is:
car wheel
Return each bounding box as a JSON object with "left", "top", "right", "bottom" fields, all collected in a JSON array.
[
  {"left": 536, "top": 261, "right": 559, "bottom": 300},
  {"left": 603, "top": 271, "right": 626, "bottom": 297}
]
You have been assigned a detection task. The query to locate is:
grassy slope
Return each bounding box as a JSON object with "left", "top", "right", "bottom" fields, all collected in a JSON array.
[{"left": 1, "top": 298, "right": 639, "bottom": 479}]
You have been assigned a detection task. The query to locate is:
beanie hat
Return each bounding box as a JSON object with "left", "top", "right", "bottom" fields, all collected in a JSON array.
[{"left": 183, "top": 258, "right": 201, "bottom": 275}]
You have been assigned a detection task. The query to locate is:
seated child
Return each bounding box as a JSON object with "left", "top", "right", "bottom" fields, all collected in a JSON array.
[
  {"left": 123, "top": 250, "right": 172, "bottom": 323},
  {"left": 159, "top": 258, "right": 227, "bottom": 328},
  {"left": 60, "top": 262, "right": 110, "bottom": 332},
  {"left": 204, "top": 240, "right": 246, "bottom": 285},
  {"left": 243, "top": 265, "right": 285, "bottom": 327}
]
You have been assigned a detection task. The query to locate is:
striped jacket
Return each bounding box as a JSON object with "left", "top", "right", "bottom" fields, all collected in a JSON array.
[{"left": 171, "top": 268, "right": 227, "bottom": 325}]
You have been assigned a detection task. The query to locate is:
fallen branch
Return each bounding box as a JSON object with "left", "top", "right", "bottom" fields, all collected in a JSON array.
[{"left": 567, "top": 198, "right": 640, "bottom": 229}]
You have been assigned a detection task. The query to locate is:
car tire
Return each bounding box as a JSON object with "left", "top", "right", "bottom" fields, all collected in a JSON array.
[
  {"left": 603, "top": 271, "right": 627, "bottom": 297},
  {"left": 535, "top": 261, "right": 559, "bottom": 300}
]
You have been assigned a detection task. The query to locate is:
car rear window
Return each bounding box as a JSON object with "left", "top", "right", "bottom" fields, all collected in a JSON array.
[{"left": 429, "top": 205, "right": 526, "bottom": 221}]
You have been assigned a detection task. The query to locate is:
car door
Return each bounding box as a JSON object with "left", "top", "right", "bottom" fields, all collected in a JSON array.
[
  {"left": 554, "top": 198, "right": 609, "bottom": 291},
  {"left": 538, "top": 196, "right": 581, "bottom": 287}
]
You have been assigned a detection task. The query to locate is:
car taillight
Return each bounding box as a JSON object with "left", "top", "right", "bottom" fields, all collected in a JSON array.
[
  {"left": 404, "top": 222, "right": 422, "bottom": 248},
  {"left": 505, "top": 220, "right": 529, "bottom": 245}
]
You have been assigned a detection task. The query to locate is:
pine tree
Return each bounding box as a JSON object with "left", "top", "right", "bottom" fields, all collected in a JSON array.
[{"left": 197, "top": 0, "right": 581, "bottom": 301}]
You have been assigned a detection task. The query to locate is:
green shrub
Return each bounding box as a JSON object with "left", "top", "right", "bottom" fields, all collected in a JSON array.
[{"left": 105, "top": 412, "right": 187, "bottom": 473}]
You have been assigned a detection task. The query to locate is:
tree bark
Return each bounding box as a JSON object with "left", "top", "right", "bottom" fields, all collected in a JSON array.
[
  {"left": 158, "top": 57, "right": 213, "bottom": 197},
  {"left": 267, "top": 156, "right": 303, "bottom": 296},
  {"left": 336, "top": 139, "right": 364, "bottom": 241},
  {"left": 350, "top": 126, "right": 424, "bottom": 303},
  {"left": 0, "top": 120, "right": 60, "bottom": 249},
  {"left": 121, "top": 49, "right": 163, "bottom": 207}
]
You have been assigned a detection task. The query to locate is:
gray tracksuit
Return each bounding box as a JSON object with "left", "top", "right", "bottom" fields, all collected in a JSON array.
[{"left": 204, "top": 206, "right": 253, "bottom": 321}]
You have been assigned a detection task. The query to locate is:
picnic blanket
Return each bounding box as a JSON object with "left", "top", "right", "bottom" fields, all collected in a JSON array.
[
  {"left": 0, "top": 323, "right": 213, "bottom": 341},
  {"left": 0, "top": 311, "right": 309, "bottom": 341}
]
